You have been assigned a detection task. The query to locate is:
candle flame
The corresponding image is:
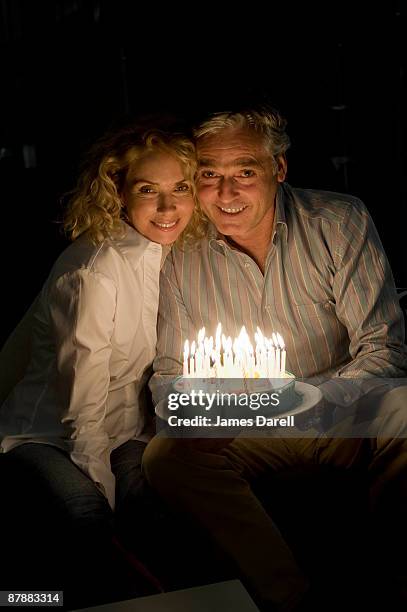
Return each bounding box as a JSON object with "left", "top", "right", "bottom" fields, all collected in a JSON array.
[
  {"left": 276, "top": 332, "right": 285, "bottom": 349},
  {"left": 215, "top": 323, "right": 222, "bottom": 352},
  {"left": 183, "top": 325, "right": 285, "bottom": 378}
]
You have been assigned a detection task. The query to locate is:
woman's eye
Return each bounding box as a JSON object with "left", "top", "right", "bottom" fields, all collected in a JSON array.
[
  {"left": 139, "top": 185, "right": 156, "bottom": 194},
  {"left": 175, "top": 183, "right": 190, "bottom": 192}
]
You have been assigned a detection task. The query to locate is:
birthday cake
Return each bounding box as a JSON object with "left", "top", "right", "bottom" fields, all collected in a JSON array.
[
  {"left": 175, "top": 324, "right": 300, "bottom": 418},
  {"left": 172, "top": 371, "right": 298, "bottom": 417}
]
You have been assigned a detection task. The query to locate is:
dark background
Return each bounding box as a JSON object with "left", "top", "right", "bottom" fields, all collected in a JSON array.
[{"left": 1, "top": 0, "right": 406, "bottom": 346}]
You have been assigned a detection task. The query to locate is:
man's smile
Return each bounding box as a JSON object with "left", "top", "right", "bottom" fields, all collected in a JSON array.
[{"left": 218, "top": 205, "right": 248, "bottom": 215}]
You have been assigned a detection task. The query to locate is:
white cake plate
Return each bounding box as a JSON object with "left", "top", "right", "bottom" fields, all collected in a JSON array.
[
  {"left": 274, "top": 381, "right": 323, "bottom": 418},
  {"left": 155, "top": 380, "right": 322, "bottom": 421}
]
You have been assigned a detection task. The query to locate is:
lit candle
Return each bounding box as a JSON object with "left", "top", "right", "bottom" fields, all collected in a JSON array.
[
  {"left": 198, "top": 327, "right": 206, "bottom": 347},
  {"left": 183, "top": 325, "right": 285, "bottom": 380},
  {"left": 255, "top": 331, "right": 261, "bottom": 373},
  {"left": 215, "top": 323, "right": 222, "bottom": 352},
  {"left": 276, "top": 332, "right": 286, "bottom": 375},
  {"left": 272, "top": 332, "right": 281, "bottom": 376},
  {"left": 204, "top": 337, "right": 211, "bottom": 377},
  {"left": 248, "top": 348, "right": 255, "bottom": 378},
  {"left": 183, "top": 340, "right": 189, "bottom": 377},
  {"left": 196, "top": 328, "right": 205, "bottom": 377},
  {"left": 233, "top": 338, "right": 242, "bottom": 377},
  {"left": 264, "top": 338, "right": 272, "bottom": 378},
  {"left": 255, "top": 326, "right": 267, "bottom": 377},
  {"left": 211, "top": 349, "right": 221, "bottom": 377},
  {"left": 222, "top": 336, "right": 231, "bottom": 376},
  {"left": 214, "top": 323, "right": 222, "bottom": 373},
  {"left": 190, "top": 341, "right": 196, "bottom": 376}
]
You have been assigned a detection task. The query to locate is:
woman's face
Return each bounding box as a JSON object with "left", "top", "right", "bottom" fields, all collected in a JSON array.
[{"left": 121, "top": 149, "right": 195, "bottom": 245}]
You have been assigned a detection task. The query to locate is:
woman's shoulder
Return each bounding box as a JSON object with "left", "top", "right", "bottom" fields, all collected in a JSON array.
[
  {"left": 51, "top": 234, "right": 113, "bottom": 276},
  {"left": 50, "top": 223, "right": 160, "bottom": 282}
]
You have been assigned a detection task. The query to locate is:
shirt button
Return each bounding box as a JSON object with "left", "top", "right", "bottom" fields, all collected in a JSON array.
[
  {"left": 265, "top": 305, "right": 272, "bottom": 312},
  {"left": 244, "top": 262, "right": 250, "bottom": 268},
  {"left": 324, "top": 302, "right": 331, "bottom": 310}
]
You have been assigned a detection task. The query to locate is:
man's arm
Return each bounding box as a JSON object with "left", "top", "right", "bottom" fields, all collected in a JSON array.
[
  {"left": 332, "top": 199, "right": 406, "bottom": 378},
  {"left": 310, "top": 200, "right": 406, "bottom": 431}
]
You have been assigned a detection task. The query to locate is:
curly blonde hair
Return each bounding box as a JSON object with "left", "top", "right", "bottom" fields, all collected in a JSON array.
[{"left": 63, "top": 122, "right": 206, "bottom": 246}]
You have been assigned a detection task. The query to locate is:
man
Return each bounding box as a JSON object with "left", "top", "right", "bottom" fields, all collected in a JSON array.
[{"left": 143, "top": 106, "right": 407, "bottom": 611}]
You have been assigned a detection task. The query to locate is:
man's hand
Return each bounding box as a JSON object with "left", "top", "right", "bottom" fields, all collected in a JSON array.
[{"left": 294, "top": 396, "right": 336, "bottom": 432}]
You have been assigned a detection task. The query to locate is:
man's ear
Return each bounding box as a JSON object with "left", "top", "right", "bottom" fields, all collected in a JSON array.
[{"left": 276, "top": 154, "right": 287, "bottom": 182}]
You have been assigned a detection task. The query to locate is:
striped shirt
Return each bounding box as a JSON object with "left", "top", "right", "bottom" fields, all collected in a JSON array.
[{"left": 151, "top": 183, "right": 406, "bottom": 400}]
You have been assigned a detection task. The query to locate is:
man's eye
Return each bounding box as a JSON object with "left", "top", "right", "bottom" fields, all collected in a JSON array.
[
  {"left": 175, "top": 183, "right": 191, "bottom": 192},
  {"left": 239, "top": 169, "right": 255, "bottom": 178},
  {"left": 201, "top": 170, "right": 218, "bottom": 178},
  {"left": 139, "top": 186, "right": 156, "bottom": 193}
]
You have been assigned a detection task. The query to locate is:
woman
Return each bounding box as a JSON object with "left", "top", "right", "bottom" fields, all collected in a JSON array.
[{"left": 0, "top": 121, "right": 201, "bottom": 606}]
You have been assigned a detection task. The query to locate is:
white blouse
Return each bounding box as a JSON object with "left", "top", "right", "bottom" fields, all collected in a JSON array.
[{"left": 0, "top": 222, "right": 162, "bottom": 509}]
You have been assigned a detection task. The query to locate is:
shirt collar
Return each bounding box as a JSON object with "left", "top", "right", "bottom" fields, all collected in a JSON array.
[
  {"left": 274, "top": 183, "right": 289, "bottom": 243},
  {"left": 208, "top": 183, "right": 289, "bottom": 256},
  {"left": 112, "top": 221, "right": 162, "bottom": 268}
]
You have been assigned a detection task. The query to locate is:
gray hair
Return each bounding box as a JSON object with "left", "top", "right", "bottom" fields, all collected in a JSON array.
[{"left": 193, "top": 106, "right": 290, "bottom": 170}]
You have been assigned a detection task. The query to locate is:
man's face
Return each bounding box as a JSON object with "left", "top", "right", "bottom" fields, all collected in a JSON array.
[{"left": 196, "top": 128, "right": 286, "bottom": 242}]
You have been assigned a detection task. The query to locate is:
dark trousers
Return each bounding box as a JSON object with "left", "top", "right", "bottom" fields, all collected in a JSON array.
[
  {"left": 2, "top": 440, "right": 160, "bottom": 609},
  {"left": 143, "top": 392, "right": 407, "bottom": 612},
  {"left": 1, "top": 440, "right": 229, "bottom": 610}
]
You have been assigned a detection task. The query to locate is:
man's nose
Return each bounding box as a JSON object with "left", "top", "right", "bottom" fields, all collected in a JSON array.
[
  {"left": 217, "top": 177, "right": 238, "bottom": 203},
  {"left": 157, "top": 193, "right": 176, "bottom": 211}
]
